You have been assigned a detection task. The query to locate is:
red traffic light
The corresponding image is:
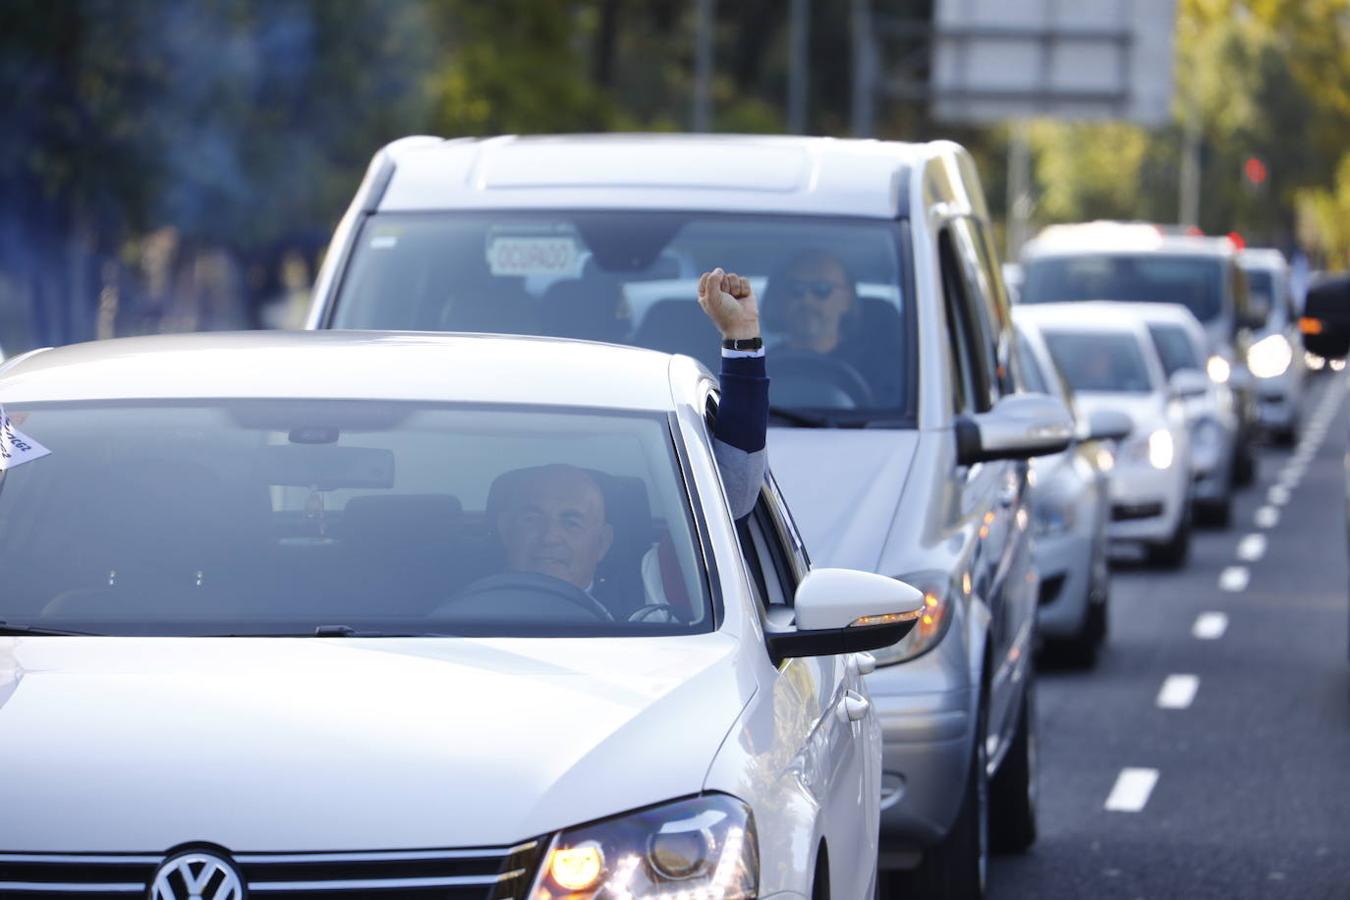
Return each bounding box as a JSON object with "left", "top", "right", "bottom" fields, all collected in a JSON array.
[{"left": 1244, "top": 157, "right": 1268, "bottom": 185}]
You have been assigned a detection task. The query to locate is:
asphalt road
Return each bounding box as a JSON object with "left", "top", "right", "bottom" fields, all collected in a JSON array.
[{"left": 991, "top": 372, "right": 1350, "bottom": 900}]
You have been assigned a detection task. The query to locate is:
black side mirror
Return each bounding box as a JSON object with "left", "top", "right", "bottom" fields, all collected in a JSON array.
[{"left": 1301, "top": 274, "right": 1350, "bottom": 360}]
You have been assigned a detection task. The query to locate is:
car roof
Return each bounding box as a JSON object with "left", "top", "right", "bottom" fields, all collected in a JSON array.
[
  {"left": 1238, "top": 247, "right": 1288, "bottom": 272},
  {"left": 1013, "top": 301, "right": 1153, "bottom": 337},
  {"left": 0, "top": 331, "right": 689, "bottom": 410},
  {"left": 370, "top": 134, "right": 975, "bottom": 220},
  {"left": 1023, "top": 221, "right": 1236, "bottom": 260}
]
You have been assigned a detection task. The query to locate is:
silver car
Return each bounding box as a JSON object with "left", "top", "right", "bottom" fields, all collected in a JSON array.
[
  {"left": 305, "top": 134, "right": 1074, "bottom": 898},
  {"left": 1014, "top": 315, "right": 1129, "bottom": 665},
  {"left": 1240, "top": 247, "right": 1307, "bottom": 444}
]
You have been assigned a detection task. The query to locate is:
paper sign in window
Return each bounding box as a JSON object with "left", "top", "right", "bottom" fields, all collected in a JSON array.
[
  {"left": 0, "top": 406, "right": 51, "bottom": 470},
  {"left": 487, "top": 236, "right": 581, "bottom": 278}
]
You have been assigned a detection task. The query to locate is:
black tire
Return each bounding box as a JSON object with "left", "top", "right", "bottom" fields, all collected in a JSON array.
[
  {"left": 990, "top": 677, "right": 1038, "bottom": 853},
  {"left": 1233, "top": 443, "right": 1257, "bottom": 487},
  {"left": 1147, "top": 508, "right": 1191, "bottom": 569},
  {"left": 1273, "top": 425, "right": 1298, "bottom": 447},
  {"left": 889, "top": 705, "right": 988, "bottom": 899},
  {"left": 1053, "top": 595, "right": 1106, "bottom": 669},
  {"left": 1194, "top": 495, "right": 1232, "bottom": 528}
]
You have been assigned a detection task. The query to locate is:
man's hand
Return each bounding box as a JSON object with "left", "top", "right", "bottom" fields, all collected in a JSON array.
[{"left": 698, "top": 268, "right": 761, "bottom": 341}]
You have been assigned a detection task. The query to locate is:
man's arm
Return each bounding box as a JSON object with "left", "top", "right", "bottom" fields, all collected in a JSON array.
[{"left": 698, "top": 269, "right": 769, "bottom": 520}]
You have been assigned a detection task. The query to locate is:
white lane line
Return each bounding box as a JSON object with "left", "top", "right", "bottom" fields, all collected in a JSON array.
[
  {"left": 1156, "top": 674, "right": 1200, "bottom": 709},
  {"left": 1268, "top": 485, "right": 1291, "bottom": 506},
  {"left": 1193, "top": 612, "right": 1229, "bottom": 639},
  {"left": 1105, "top": 768, "right": 1160, "bottom": 812},
  {"left": 1236, "top": 533, "right": 1267, "bottom": 562},
  {"left": 1219, "top": 566, "right": 1250, "bottom": 592},
  {"left": 1254, "top": 506, "right": 1280, "bottom": 529}
]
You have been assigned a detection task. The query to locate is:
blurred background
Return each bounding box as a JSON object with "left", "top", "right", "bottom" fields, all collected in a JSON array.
[{"left": 0, "top": 0, "right": 1346, "bottom": 354}]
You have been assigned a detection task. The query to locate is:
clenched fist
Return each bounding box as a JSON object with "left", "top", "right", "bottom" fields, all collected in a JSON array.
[{"left": 697, "top": 268, "right": 761, "bottom": 341}]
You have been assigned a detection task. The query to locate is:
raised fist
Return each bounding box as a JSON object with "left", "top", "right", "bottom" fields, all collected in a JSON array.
[{"left": 697, "top": 268, "right": 761, "bottom": 341}]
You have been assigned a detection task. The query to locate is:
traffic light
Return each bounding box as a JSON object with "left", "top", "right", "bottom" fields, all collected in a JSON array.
[{"left": 1244, "top": 157, "right": 1268, "bottom": 186}]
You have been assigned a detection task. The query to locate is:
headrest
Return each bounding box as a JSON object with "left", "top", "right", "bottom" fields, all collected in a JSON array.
[
  {"left": 634, "top": 299, "right": 720, "bottom": 368},
  {"left": 540, "top": 278, "right": 628, "bottom": 342}
]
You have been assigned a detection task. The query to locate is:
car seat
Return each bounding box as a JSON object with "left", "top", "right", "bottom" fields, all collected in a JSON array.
[{"left": 633, "top": 299, "right": 720, "bottom": 370}]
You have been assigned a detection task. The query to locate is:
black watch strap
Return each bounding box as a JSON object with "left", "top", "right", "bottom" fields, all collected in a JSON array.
[{"left": 721, "top": 337, "right": 764, "bottom": 351}]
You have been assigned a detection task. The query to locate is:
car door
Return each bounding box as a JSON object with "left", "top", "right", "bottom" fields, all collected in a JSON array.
[{"left": 736, "top": 479, "right": 877, "bottom": 899}]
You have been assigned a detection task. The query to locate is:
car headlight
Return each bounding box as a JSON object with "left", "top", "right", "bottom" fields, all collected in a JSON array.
[
  {"left": 1247, "top": 334, "right": 1293, "bottom": 379},
  {"left": 532, "top": 794, "right": 758, "bottom": 899},
  {"left": 1206, "top": 354, "right": 1231, "bottom": 384},
  {"left": 1121, "top": 428, "right": 1174, "bottom": 470},
  {"left": 1188, "top": 418, "right": 1223, "bottom": 472},
  {"left": 870, "top": 572, "right": 954, "bottom": 666}
]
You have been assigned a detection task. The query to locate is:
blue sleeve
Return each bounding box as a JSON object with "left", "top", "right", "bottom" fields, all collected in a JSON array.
[{"left": 715, "top": 354, "right": 769, "bottom": 453}]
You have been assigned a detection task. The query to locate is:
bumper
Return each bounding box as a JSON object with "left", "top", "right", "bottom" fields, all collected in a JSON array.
[
  {"left": 1107, "top": 461, "right": 1186, "bottom": 544},
  {"left": 1033, "top": 529, "right": 1095, "bottom": 638},
  {"left": 1255, "top": 374, "right": 1299, "bottom": 431}
]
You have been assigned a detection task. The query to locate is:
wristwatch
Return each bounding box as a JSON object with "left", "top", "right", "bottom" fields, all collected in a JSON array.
[{"left": 722, "top": 337, "right": 764, "bottom": 352}]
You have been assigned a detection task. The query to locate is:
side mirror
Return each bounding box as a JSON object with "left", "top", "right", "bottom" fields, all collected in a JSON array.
[
  {"left": 1169, "top": 368, "right": 1210, "bottom": 400},
  {"left": 1301, "top": 274, "right": 1350, "bottom": 360},
  {"left": 956, "top": 393, "right": 1074, "bottom": 465},
  {"left": 766, "top": 569, "right": 924, "bottom": 661},
  {"left": 1081, "top": 408, "right": 1134, "bottom": 443}
]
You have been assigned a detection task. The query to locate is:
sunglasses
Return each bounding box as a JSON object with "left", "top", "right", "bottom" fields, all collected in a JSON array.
[{"left": 785, "top": 278, "right": 843, "bottom": 299}]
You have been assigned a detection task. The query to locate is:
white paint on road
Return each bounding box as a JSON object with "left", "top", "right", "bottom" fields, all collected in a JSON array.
[
  {"left": 1268, "top": 485, "right": 1291, "bottom": 506},
  {"left": 1193, "top": 612, "right": 1229, "bottom": 639},
  {"left": 1156, "top": 674, "right": 1200, "bottom": 709},
  {"left": 1254, "top": 506, "right": 1280, "bottom": 529},
  {"left": 1236, "top": 533, "right": 1267, "bottom": 562},
  {"left": 1105, "top": 768, "right": 1159, "bottom": 812},
  {"left": 1219, "top": 566, "right": 1250, "bottom": 592}
]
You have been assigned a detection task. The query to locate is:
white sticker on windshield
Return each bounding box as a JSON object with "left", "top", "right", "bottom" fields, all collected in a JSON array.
[
  {"left": 0, "top": 406, "right": 50, "bottom": 470},
  {"left": 487, "top": 235, "right": 582, "bottom": 278}
]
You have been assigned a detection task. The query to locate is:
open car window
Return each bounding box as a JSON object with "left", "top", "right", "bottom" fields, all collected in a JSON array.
[{"left": 0, "top": 400, "right": 712, "bottom": 637}]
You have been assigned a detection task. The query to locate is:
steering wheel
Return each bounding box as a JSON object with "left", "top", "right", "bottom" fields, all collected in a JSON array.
[
  {"left": 626, "top": 603, "right": 686, "bottom": 624},
  {"left": 434, "top": 572, "right": 613, "bottom": 623},
  {"left": 770, "top": 350, "right": 875, "bottom": 408}
]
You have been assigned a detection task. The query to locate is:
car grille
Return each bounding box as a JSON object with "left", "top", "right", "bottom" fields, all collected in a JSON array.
[
  {"left": 0, "top": 842, "right": 545, "bottom": 898},
  {"left": 1111, "top": 501, "right": 1164, "bottom": 521}
]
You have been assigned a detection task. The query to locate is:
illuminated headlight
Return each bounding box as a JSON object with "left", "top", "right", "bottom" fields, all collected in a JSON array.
[
  {"left": 1306, "top": 351, "right": 1326, "bottom": 371},
  {"left": 1095, "top": 446, "right": 1116, "bottom": 472},
  {"left": 871, "top": 572, "right": 954, "bottom": 667},
  {"left": 1122, "top": 429, "right": 1174, "bottom": 470},
  {"left": 1206, "top": 354, "right": 1231, "bottom": 384},
  {"left": 1247, "top": 334, "right": 1292, "bottom": 379},
  {"left": 532, "top": 795, "right": 757, "bottom": 900}
]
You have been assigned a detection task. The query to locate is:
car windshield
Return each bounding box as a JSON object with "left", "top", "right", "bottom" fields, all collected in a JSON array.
[
  {"left": 0, "top": 400, "right": 711, "bottom": 637},
  {"left": 1022, "top": 253, "right": 1225, "bottom": 323},
  {"left": 1243, "top": 266, "right": 1283, "bottom": 327},
  {"left": 1042, "top": 331, "right": 1155, "bottom": 394},
  {"left": 1147, "top": 323, "right": 1202, "bottom": 376},
  {"left": 331, "top": 212, "right": 914, "bottom": 425}
]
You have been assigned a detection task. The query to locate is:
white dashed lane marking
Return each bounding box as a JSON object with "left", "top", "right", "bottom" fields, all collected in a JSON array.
[
  {"left": 1105, "top": 768, "right": 1160, "bottom": 812},
  {"left": 1254, "top": 506, "right": 1280, "bottom": 529},
  {"left": 1268, "top": 485, "right": 1291, "bottom": 506},
  {"left": 1236, "top": 533, "right": 1267, "bottom": 562},
  {"left": 1193, "top": 612, "right": 1229, "bottom": 639},
  {"left": 1219, "top": 566, "right": 1250, "bottom": 592},
  {"left": 1156, "top": 674, "right": 1200, "bottom": 709}
]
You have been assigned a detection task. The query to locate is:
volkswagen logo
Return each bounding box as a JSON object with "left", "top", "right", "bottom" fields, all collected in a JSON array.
[{"left": 150, "top": 851, "right": 245, "bottom": 900}]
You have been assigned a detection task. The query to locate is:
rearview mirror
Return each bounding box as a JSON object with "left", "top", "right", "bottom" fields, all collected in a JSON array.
[
  {"left": 766, "top": 569, "right": 924, "bottom": 662},
  {"left": 1301, "top": 274, "right": 1350, "bottom": 360},
  {"left": 1081, "top": 408, "right": 1133, "bottom": 443},
  {"left": 1169, "top": 368, "right": 1210, "bottom": 400},
  {"left": 956, "top": 393, "right": 1074, "bottom": 465}
]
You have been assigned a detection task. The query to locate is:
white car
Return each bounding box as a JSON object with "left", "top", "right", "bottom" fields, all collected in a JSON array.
[
  {"left": 1106, "top": 301, "right": 1240, "bottom": 525},
  {"left": 1240, "top": 247, "right": 1307, "bottom": 444},
  {"left": 305, "top": 134, "right": 1076, "bottom": 897},
  {"left": 1016, "top": 304, "right": 1194, "bottom": 567},
  {"left": 0, "top": 331, "right": 925, "bottom": 900},
  {"left": 1014, "top": 314, "right": 1131, "bottom": 665}
]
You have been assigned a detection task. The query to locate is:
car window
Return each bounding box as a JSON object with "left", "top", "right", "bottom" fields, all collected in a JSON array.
[
  {"left": 939, "top": 229, "right": 993, "bottom": 413},
  {"left": 952, "top": 220, "right": 1006, "bottom": 402},
  {"left": 333, "top": 211, "right": 915, "bottom": 426},
  {"left": 968, "top": 219, "right": 1017, "bottom": 396},
  {"left": 1023, "top": 253, "right": 1226, "bottom": 323},
  {"left": 1015, "top": 334, "right": 1050, "bottom": 394},
  {"left": 1147, "top": 323, "right": 1203, "bottom": 376},
  {"left": 0, "top": 399, "right": 712, "bottom": 637},
  {"left": 1042, "top": 331, "right": 1156, "bottom": 394},
  {"left": 735, "top": 489, "right": 802, "bottom": 614}
]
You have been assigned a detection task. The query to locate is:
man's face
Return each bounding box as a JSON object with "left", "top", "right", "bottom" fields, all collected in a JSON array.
[
  {"left": 497, "top": 468, "right": 614, "bottom": 590},
  {"left": 780, "top": 255, "right": 854, "bottom": 353}
]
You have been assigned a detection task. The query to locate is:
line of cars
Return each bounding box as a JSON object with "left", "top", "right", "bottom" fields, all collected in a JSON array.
[{"left": 0, "top": 134, "right": 1311, "bottom": 900}]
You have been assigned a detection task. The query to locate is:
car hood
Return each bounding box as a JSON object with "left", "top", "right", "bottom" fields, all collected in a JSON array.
[
  {"left": 1072, "top": 392, "right": 1167, "bottom": 432},
  {"left": 767, "top": 427, "right": 920, "bottom": 571},
  {"left": 0, "top": 633, "right": 748, "bottom": 851}
]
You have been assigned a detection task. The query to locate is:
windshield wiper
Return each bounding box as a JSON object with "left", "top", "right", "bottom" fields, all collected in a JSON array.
[
  {"left": 0, "top": 621, "right": 96, "bottom": 636},
  {"left": 768, "top": 406, "right": 833, "bottom": 428}
]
